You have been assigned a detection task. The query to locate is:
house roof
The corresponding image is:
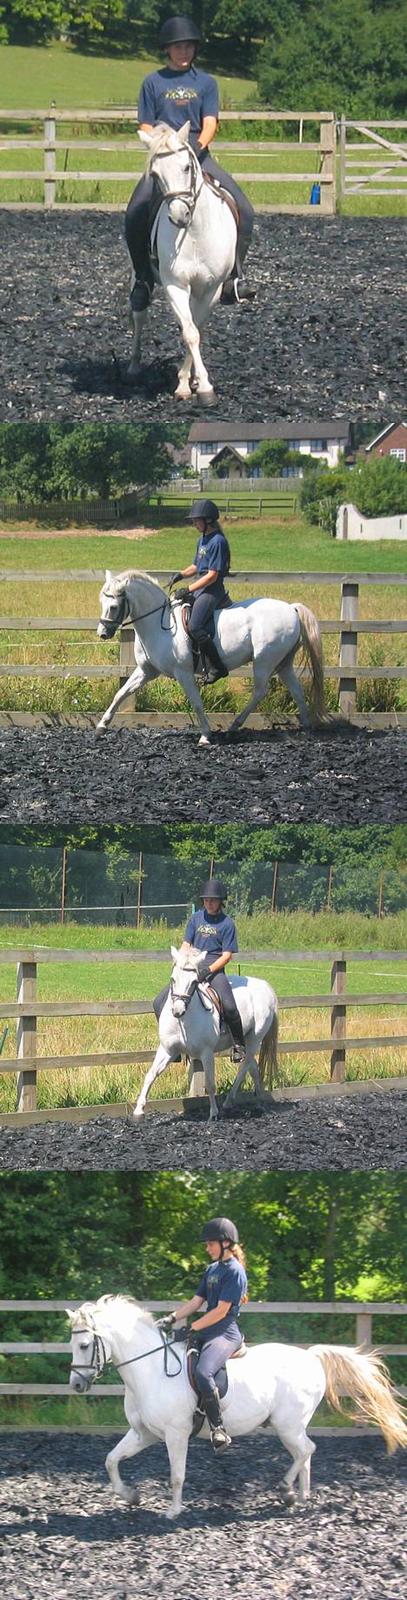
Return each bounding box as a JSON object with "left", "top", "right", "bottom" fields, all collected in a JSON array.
[
  {"left": 365, "top": 422, "right": 407, "bottom": 451},
  {"left": 188, "top": 420, "right": 351, "bottom": 443}
]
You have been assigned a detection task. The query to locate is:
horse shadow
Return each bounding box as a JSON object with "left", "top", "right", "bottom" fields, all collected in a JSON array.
[{"left": 60, "top": 351, "right": 179, "bottom": 402}]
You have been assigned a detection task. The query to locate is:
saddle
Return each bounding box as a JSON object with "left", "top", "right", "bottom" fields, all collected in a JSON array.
[
  {"left": 187, "top": 1339, "right": 247, "bottom": 1434},
  {"left": 179, "top": 597, "right": 233, "bottom": 678},
  {"left": 202, "top": 172, "right": 240, "bottom": 230}
]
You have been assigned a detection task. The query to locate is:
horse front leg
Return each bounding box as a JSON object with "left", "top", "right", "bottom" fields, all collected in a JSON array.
[
  {"left": 127, "top": 306, "right": 148, "bottom": 380},
  {"left": 96, "top": 663, "right": 157, "bottom": 733},
  {"left": 175, "top": 667, "right": 212, "bottom": 745},
  {"left": 105, "top": 1423, "right": 155, "bottom": 1505},
  {"left": 133, "top": 1043, "right": 173, "bottom": 1118},
  {"left": 165, "top": 283, "right": 216, "bottom": 405},
  {"left": 164, "top": 1425, "right": 190, "bottom": 1519},
  {"left": 200, "top": 1049, "right": 219, "bottom": 1121}
]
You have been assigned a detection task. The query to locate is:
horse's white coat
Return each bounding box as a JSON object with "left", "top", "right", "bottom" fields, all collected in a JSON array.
[
  {"left": 134, "top": 944, "right": 278, "bottom": 1119},
  {"left": 96, "top": 569, "right": 323, "bottom": 744},
  {"left": 68, "top": 1296, "right": 405, "bottom": 1517},
  {"left": 128, "top": 121, "right": 237, "bottom": 402}
]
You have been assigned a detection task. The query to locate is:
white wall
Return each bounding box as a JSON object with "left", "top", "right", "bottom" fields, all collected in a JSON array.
[{"left": 336, "top": 502, "right": 407, "bottom": 540}]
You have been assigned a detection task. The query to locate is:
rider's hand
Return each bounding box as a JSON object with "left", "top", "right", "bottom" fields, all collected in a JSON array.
[
  {"left": 170, "top": 572, "right": 183, "bottom": 586},
  {"left": 198, "top": 963, "right": 213, "bottom": 982},
  {"left": 159, "top": 1312, "right": 177, "bottom": 1334},
  {"left": 174, "top": 587, "right": 192, "bottom": 605},
  {"left": 196, "top": 146, "right": 206, "bottom": 165}
]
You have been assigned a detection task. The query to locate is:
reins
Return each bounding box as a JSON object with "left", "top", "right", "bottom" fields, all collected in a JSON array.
[{"left": 71, "top": 1319, "right": 183, "bottom": 1386}]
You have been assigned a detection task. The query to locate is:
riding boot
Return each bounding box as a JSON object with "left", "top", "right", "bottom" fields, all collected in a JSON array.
[
  {"left": 227, "top": 1008, "right": 246, "bottom": 1064},
  {"left": 220, "top": 275, "right": 256, "bottom": 305},
  {"left": 202, "top": 1388, "right": 232, "bottom": 1452},
  {"left": 200, "top": 639, "right": 229, "bottom": 684}
]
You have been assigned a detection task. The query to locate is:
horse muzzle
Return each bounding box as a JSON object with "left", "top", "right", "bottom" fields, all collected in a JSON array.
[
  {"left": 97, "top": 622, "right": 115, "bottom": 640},
  {"left": 69, "top": 1370, "right": 93, "bottom": 1394},
  {"left": 167, "top": 198, "right": 191, "bottom": 227},
  {"left": 172, "top": 999, "right": 187, "bottom": 1018}
]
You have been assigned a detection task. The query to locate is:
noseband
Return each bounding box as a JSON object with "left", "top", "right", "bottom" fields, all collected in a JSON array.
[
  {"left": 152, "top": 144, "right": 202, "bottom": 227},
  {"left": 170, "top": 973, "right": 199, "bottom": 1012},
  {"left": 71, "top": 1316, "right": 182, "bottom": 1385}
]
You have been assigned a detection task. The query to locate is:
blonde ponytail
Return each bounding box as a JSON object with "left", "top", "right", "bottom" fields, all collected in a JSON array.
[{"left": 230, "top": 1241, "right": 249, "bottom": 1301}]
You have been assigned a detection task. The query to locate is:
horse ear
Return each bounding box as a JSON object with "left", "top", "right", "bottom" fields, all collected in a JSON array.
[
  {"left": 179, "top": 120, "right": 191, "bottom": 144},
  {"left": 65, "top": 1308, "right": 75, "bottom": 1324},
  {"left": 138, "top": 129, "right": 153, "bottom": 148},
  {"left": 170, "top": 944, "right": 179, "bottom": 961},
  {"left": 105, "top": 569, "right": 113, "bottom": 583}
]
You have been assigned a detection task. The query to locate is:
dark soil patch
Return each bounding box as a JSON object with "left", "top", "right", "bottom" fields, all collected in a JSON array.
[
  {"left": 1, "top": 213, "right": 405, "bottom": 421},
  {"left": 0, "top": 1094, "right": 405, "bottom": 1172},
  {"left": 0, "top": 725, "right": 406, "bottom": 824},
  {"left": 0, "top": 1432, "right": 405, "bottom": 1599}
]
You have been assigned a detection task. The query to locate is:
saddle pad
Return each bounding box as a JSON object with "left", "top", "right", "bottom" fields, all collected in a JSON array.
[{"left": 203, "top": 172, "right": 240, "bottom": 228}]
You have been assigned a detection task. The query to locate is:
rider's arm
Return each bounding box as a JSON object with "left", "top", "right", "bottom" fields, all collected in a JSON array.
[
  {"left": 179, "top": 563, "right": 198, "bottom": 578},
  {"left": 139, "top": 122, "right": 155, "bottom": 134},
  {"left": 191, "top": 1299, "right": 232, "bottom": 1332},
  {"left": 197, "top": 115, "right": 218, "bottom": 152},
  {"left": 189, "top": 568, "right": 218, "bottom": 593},
  {"left": 206, "top": 949, "right": 232, "bottom": 976},
  {"left": 174, "top": 1294, "right": 204, "bottom": 1322}
]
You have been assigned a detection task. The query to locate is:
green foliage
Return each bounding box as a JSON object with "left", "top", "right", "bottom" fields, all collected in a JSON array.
[
  {"left": 258, "top": 0, "right": 407, "bottom": 117},
  {"left": 0, "top": 422, "right": 184, "bottom": 500},
  {"left": 245, "top": 439, "right": 305, "bottom": 476},
  {"left": 301, "top": 455, "right": 407, "bottom": 533}
]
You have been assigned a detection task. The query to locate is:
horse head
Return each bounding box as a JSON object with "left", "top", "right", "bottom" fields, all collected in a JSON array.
[
  {"left": 97, "top": 571, "right": 129, "bottom": 640},
  {"left": 170, "top": 942, "right": 208, "bottom": 1016},
  {"left": 139, "top": 120, "right": 201, "bottom": 228},
  {"left": 67, "top": 1302, "right": 113, "bottom": 1393}
]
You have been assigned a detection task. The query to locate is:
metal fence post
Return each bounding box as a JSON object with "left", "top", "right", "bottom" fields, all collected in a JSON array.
[
  {"left": 136, "top": 852, "right": 144, "bottom": 929},
  {"left": 44, "top": 109, "right": 56, "bottom": 209},
  {"left": 339, "top": 579, "right": 359, "bottom": 718},
  {"left": 330, "top": 956, "right": 347, "bottom": 1081},
  {"left": 16, "top": 959, "right": 37, "bottom": 1113}
]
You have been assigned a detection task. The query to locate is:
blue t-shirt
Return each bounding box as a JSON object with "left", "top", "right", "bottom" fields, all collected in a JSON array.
[
  {"left": 137, "top": 66, "right": 219, "bottom": 135},
  {"left": 194, "top": 527, "right": 230, "bottom": 602},
  {"left": 194, "top": 1256, "right": 248, "bottom": 1337},
  {"left": 184, "top": 908, "right": 238, "bottom": 957}
]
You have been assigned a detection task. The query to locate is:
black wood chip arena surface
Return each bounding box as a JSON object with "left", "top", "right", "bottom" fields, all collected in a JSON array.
[
  {"left": 0, "top": 1094, "right": 406, "bottom": 1171},
  {"left": 1, "top": 212, "right": 406, "bottom": 420},
  {"left": 0, "top": 1432, "right": 406, "bottom": 1599},
  {"left": 0, "top": 725, "right": 406, "bottom": 824}
]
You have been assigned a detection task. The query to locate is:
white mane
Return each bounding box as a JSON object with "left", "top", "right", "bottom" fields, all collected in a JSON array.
[
  {"left": 173, "top": 945, "right": 206, "bottom": 972},
  {"left": 70, "top": 1295, "right": 155, "bottom": 1332},
  {"left": 102, "top": 569, "right": 166, "bottom": 598},
  {"left": 143, "top": 122, "right": 189, "bottom": 171}
]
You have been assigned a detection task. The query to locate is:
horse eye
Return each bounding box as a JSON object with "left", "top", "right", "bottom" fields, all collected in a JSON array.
[{"left": 79, "top": 1341, "right": 89, "bottom": 1350}]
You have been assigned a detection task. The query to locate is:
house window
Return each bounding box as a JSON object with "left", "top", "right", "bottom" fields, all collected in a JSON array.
[
  {"left": 310, "top": 439, "right": 328, "bottom": 452},
  {"left": 200, "top": 441, "right": 217, "bottom": 455},
  {"left": 390, "top": 448, "right": 406, "bottom": 462}
]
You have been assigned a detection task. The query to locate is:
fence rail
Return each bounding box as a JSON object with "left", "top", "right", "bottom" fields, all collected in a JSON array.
[
  {"left": 0, "top": 946, "right": 406, "bottom": 1114},
  {"left": 0, "top": 1301, "right": 405, "bottom": 1417},
  {"left": 0, "top": 108, "right": 336, "bottom": 215},
  {"left": 1, "top": 573, "right": 406, "bottom": 721}
]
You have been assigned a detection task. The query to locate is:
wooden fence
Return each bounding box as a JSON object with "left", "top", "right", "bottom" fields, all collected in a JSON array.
[
  {"left": 0, "top": 482, "right": 299, "bottom": 523},
  {"left": 0, "top": 945, "right": 406, "bottom": 1117},
  {"left": 0, "top": 108, "right": 336, "bottom": 214},
  {"left": 338, "top": 117, "right": 407, "bottom": 201},
  {"left": 0, "top": 1300, "right": 405, "bottom": 1427},
  {"left": 1, "top": 570, "right": 406, "bottom": 724}
]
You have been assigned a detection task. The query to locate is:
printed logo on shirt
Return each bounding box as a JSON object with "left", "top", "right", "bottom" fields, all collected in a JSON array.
[
  {"left": 165, "top": 87, "right": 199, "bottom": 102},
  {"left": 196, "top": 922, "right": 222, "bottom": 936}
]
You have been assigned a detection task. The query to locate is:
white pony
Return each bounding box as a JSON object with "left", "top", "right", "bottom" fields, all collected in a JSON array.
[
  {"left": 68, "top": 1295, "right": 407, "bottom": 1518},
  {"left": 96, "top": 569, "right": 325, "bottom": 746},
  {"left": 133, "top": 944, "right": 279, "bottom": 1121},
  {"left": 128, "top": 121, "right": 237, "bottom": 404}
]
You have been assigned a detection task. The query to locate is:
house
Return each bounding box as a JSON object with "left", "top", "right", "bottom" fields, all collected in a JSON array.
[
  {"left": 188, "top": 420, "right": 353, "bottom": 475},
  {"left": 364, "top": 422, "right": 407, "bottom": 462}
]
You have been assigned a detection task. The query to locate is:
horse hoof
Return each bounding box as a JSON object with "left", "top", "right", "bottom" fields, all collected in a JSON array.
[
  {"left": 95, "top": 722, "right": 107, "bottom": 736},
  {"left": 198, "top": 734, "right": 211, "bottom": 747},
  {"left": 197, "top": 389, "right": 217, "bottom": 408},
  {"left": 133, "top": 1106, "right": 144, "bottom": 1120}
]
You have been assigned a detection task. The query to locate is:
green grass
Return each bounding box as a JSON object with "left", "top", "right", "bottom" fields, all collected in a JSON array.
[
  {"left": 0, "top": 42, "right": 254, "bottom": 112},
  {"left": 0, "top": 911, "right": 406, "bottom": 1113}
]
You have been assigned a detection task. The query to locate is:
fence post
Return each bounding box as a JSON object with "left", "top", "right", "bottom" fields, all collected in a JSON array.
[
  {"left": 330, "top": 956, "right": 347, "bottom": 1081},
  {"left": 356, "top": 1310, "right": 372, "bottom": 1348},
  {"left": 136, "top": 851, "right": 143, "bottom": 929},
  {"left": 271, "top": 862, "right": 279, "bottom": 913},
  {"left": 339, "top": 114, "right": 346, "bottom": 207},
  {"left": 326, "top": 865, "right": 333, "bottom": 910},
  {"left": 44, "top": 108, "right": 56, "bottom": 209},
  {"left": 119, "top": 625, "right": 136, "bottom": 712},
  {"left": 319, "top": 113, "right": 336, "bottom": 214},
  {"left": 339, "top": 579, "right": 359, "bottom": 718},
  {"left": 61, "top": 846, "right": 67, "bottom": 925},
  {"left": 16, "top": 959, "right": 37, "bottom": 1113}
]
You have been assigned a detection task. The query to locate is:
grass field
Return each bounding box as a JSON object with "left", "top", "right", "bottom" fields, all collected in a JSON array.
[
  {"left": 1, "top": 910, "right": 406, "bottom": 1113},
  {"left": 0, "top": 44, "right": 406, "bottom": 215},
  {"left": 1, "top": 515, "right": 406, "bottom": 715}
]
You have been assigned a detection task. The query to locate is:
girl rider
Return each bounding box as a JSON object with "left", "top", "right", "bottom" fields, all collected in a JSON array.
[
  {"left": 173, "top": 497, "right": 230, "bottom": 684},
  {"left": 153, "top": 877, "right": 246, "bottom": 1063},
  {"left": 165, "top": 1216, "right": 248, "bottom": 1452},
  {"left": 126, "top": 14, "right": 255, "bottom": 312}
]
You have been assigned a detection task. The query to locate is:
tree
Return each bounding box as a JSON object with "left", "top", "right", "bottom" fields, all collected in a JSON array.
[{"left": 245, "top": 439, "right": 305, "bottom": 476}]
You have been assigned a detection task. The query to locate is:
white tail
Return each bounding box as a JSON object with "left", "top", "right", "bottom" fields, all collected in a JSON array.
[
  {"left": 313, "top": 1344, "right": 407, "bottom": 1454},
  {"left": 258, "top": 1009, "right": 279, "bottom": 1088},
  {"left": 295, "top": 603, "right": 326, "bottom": 720}
]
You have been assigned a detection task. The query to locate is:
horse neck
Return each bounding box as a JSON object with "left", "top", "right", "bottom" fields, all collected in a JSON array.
[
  {"left": 97, "top": 1302, "right": 156, "bottom": 1372},
  {"left": 127, "top": 574, "right": 167, "bottom": 620}
]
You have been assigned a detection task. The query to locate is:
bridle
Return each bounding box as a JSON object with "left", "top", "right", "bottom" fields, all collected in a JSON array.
[
  {"left": 170, "top": 971, "right": 214, "bottom": 1016},
  {"left": 100, "top": 583, "right": 178, "bottom": 637},
  {"left": 151, "top": 143, "right": 203, "bottom": 228},
  {"left": 70, "top": 1315, "right": 183, "bottom": 1389}
]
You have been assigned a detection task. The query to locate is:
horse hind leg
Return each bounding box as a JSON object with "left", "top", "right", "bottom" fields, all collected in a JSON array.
[
  {"left": 274, "top": 1426, "right": 316, "bottom": 1504},
  {"left": 227, "top": 654, "right": 272, "bottom": 735},
  {"left": 277, "top": 658, "right": 312, "bottom": 729},
  {"left": 127, "top": 307, "right": 148, "bottom": 380}
]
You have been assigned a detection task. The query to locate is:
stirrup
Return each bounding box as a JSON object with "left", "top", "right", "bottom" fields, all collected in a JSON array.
[
  {"left": 220, "top": 276, "right": 256, "bottom": 306},
  {"left": 231, "top": 1043, "right": 246, "bottom": 1064},
  {"left": 211, "top": 1424, "right": 232, "bottom": 1452}
]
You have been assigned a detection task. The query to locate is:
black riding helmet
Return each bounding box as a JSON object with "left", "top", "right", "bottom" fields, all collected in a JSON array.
[
  {"left": 201, "top": 878, "right": 228, "bottom": 902},
  {"left": 186, "top": 499, "right": 220, "bottom": 524},
  {"left": 159, "top": 16, "right": 202, "bottom": 48},
  {"left": 203, "top": 1217, "right": 239, "bottom": 1245}
]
